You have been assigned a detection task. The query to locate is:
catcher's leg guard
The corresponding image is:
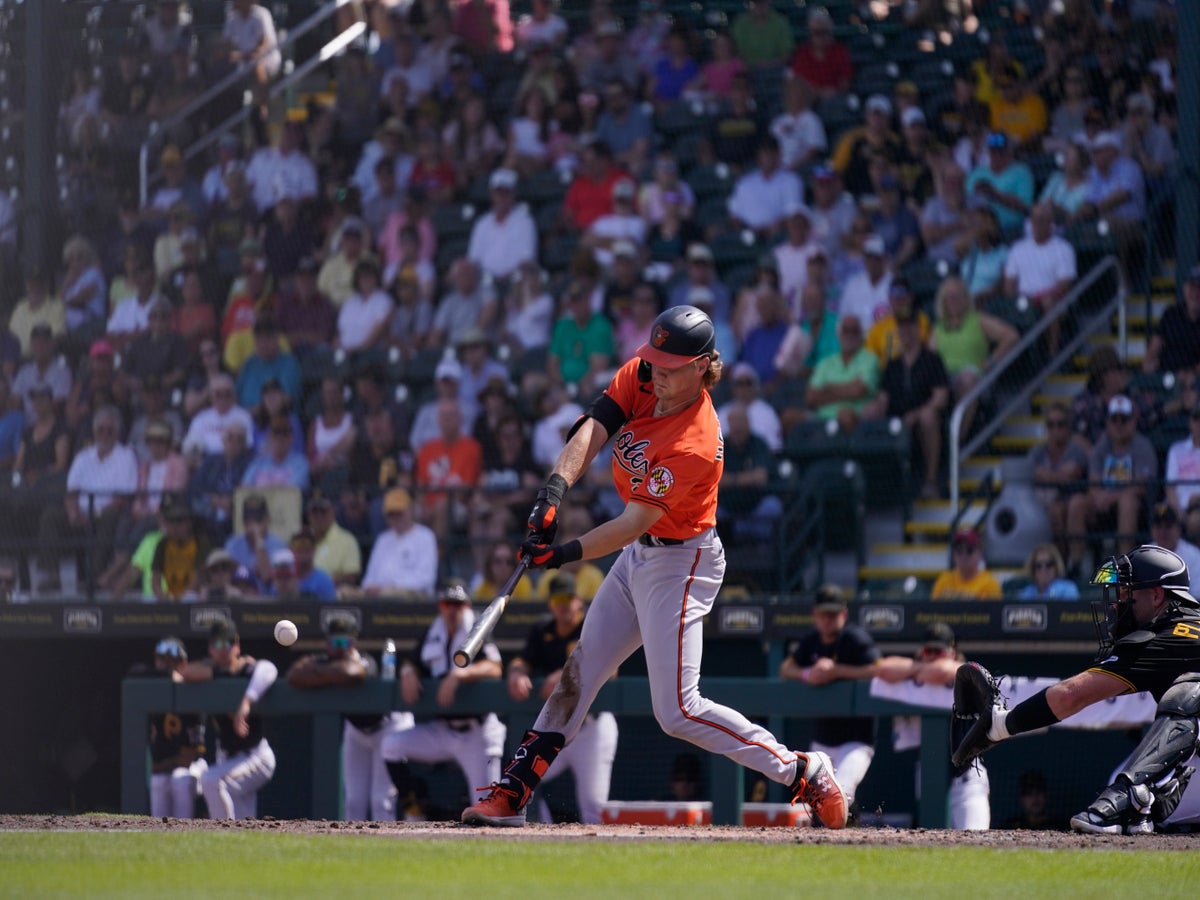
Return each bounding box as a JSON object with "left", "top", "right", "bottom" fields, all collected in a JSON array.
[{"left": 1078, "top": 674, "right": 1200, "bottom": 833}]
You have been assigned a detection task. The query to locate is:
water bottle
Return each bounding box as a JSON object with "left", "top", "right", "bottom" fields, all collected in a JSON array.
[{"left": 381, "top": 639, "right": 397, "bottom": 680}]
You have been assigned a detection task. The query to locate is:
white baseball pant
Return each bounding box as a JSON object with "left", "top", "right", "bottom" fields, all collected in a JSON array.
[
  {"left": 201, "top": 739, "right": 276, "bottom": 819},
  {"left": 381, "top": 714, "right": 507, "bottom": 799},
  {"left": 341, "top": 713, "right": 414, "bottom": 821},
  {"left": 149, "top": 758, "right": 207, "bottom": 819},
  {"left": 813, "top": 740, "right": 874, "bottom": 809},
  {"left": 532, "top": 532, "right": 806, "bottom": 788},
  {"left": 913, "top": 760, "right": 990, "bottom": 829},
  {"left": 950, "top": 764, "right": 990, "bottom": 830},
  {"left": 532, "top": 712, "right": 619, "bottom": 824}
]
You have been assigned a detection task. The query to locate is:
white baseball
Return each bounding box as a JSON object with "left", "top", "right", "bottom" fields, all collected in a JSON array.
[{"left": 274, "top": 619, "right": 298, "bottom": 647}]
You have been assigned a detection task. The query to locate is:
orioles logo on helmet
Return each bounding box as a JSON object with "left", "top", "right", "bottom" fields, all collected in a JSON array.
[{"left": 651, "top": 324, "right": 669, "bottom": 347}]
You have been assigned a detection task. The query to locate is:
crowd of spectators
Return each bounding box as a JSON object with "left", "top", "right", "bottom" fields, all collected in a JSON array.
[{"left": 0, "top": 0, "right": 1192, "bottom": 601}]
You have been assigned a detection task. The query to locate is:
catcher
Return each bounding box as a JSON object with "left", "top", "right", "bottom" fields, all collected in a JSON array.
[{"left": 951, "top": 544, "right": 1200, "bottom": 834}]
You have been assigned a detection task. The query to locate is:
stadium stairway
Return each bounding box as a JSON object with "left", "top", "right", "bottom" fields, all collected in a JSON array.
[{"left": 857, "top": 283, "right": 1176, "bottom": 595}]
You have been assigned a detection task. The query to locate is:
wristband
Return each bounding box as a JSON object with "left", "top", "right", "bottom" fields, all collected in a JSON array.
[
  {"left": 557, "top": 539, "right": 583, "bottom": 566},
  {"left": 544, "top": 473, "right": 568, "bottom": 504},
  {"left": 1003, "top": 687, "right": 1060, "bottom": 736}
]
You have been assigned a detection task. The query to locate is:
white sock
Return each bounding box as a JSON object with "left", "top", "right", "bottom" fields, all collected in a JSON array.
[{"left": 987, "top": 708, "right": 1010, "bottom": 742}]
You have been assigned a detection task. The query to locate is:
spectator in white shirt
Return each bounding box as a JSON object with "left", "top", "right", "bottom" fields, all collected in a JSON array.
[
  {"left": 361, "top": 488, "right": 438, "bottom": 598},
  {"left": 515, "top": 0, "right": 569, "bottom": 51},
  {"left": 727, "top": 136, "right": 803, "bottom": 240},
  {"left": 773, "top": 202, "right": 820, "bottom": 312},
  {"left": 37, "top": 405, "right": 138, "bottom": 593},
  {"left": 719, "top": 362, "right": 783, "bottom": 452},
  {"left": 838, "top": 236, "right": 893, "bottom": 329},
  {"left": 183, "top": 374, "right": 255, "bottom": 458},
  {"left": 468, "top": 168, "right": 538, "bottom": 282},
  {"left": 771, "top": 78, "right": 827, "bottom": 170},
  {"left": 379, "top": 31, "right": 435, "bottom": 110},
  {"left": 337, "top": 260, "right": 395, "bottom": 354},
  {"left": 586, "top": 178, "right": 647, "bottom": 269},
  {"left": 245, "top": 121, "right": 318, "bottom": 215},
  {"left": 1002, "top": 201, "right": 1077, "bottom": 352},
  {"left": 223, "top": 0, "right": 281, "bottom": 80},
  {"left": 1166, "top": 405, "right": 1200, "bottom": 518},
  {"left": 107, "top": 262, "right": 161, "bottom": 353}
]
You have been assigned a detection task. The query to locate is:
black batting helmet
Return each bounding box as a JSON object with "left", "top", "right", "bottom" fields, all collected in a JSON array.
[{"left": 636, "top": 305, "right": 715, "bottom": 369}]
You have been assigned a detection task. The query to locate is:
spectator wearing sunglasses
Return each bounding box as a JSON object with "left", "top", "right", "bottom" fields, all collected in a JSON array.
[
  {"left": 1018, "top": 543, "right": 1080, "bottom": 600},
  {"left": 1065, "top": 393, "right": 1158, "bottom": 570},
  {"left": 1029, "top": 401, "right": 1088, "bottom": 557}
]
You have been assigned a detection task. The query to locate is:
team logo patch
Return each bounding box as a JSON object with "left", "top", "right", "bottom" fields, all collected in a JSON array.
[
  {"left": 651, "top": 324, "right": 669, "bottom": 347},
  {"left": 646, "top": 465, "right": 674, "bottom": 498}
]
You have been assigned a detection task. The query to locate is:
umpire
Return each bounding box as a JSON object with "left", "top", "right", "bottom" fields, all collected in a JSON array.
[{"left": 952, "top": 544, "right": 1200, "bottom": 834}]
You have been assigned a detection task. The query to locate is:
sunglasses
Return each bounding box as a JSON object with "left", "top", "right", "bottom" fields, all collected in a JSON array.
[
  {"left": 953, "top": 544, "right": 978, "bottom": 554},
  {"left": 328, "top": 635, "right": 354, "bottom": 650},
  {"left": 209, "top": 639, "right": 234, "bottom": 650},
  {"left": 1033, "top": 560, "right": 1056, "bottom": 570},
  {"left": 1109, "top": 414, "right": 1131, "bottom": 424}
]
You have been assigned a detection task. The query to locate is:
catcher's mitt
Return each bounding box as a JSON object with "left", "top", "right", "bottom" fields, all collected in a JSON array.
[{"left": 950, "top": 662, "right": 1005, "bottom": 775}]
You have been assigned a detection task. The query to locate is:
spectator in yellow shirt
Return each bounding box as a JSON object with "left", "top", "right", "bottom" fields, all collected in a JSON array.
[
  {"left": 988, "top": 63, "right": 1047, "bottom": 151},
  {"left": 932, "top": 528, "right": 1002, "bottom": 600},
  {"left": 865, "top": 278, "right": 931, "bottom": 365}
]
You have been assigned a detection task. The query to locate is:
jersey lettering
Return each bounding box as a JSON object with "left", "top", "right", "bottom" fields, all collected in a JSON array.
[
  {"left": 613, "top": 431, "right": 651, "bottom": 477},
  {"left": 1173, "top": 622, "right": 1200, "bottom": 640}
]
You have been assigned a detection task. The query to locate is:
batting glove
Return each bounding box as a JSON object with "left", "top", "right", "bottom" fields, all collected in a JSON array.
[
  {"left": 526, "top": 473, "right": 568, "bottom": 545},
  {"left": 519, "top": 539, "right": 582, "bottom": 570}
]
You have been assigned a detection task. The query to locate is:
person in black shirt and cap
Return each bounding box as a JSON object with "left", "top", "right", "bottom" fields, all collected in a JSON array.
[
  {"left": 780, "top": 585, "right": 880, "bottom": 818},
  {"left": 180, "top": 619, "right": 277, "bottom": 819},
  {"left": 287, "top": 615, "right": 414, "bottom": 820}
]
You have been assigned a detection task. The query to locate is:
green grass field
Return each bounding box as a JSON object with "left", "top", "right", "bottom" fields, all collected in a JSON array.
[{"left": 1, "top": 832, "right": 1197, "bottom": 899}]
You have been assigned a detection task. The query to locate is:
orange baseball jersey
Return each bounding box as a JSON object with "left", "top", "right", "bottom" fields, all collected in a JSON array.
[{"left": 603, "top": 358, "right": 724, "bottom": 539}]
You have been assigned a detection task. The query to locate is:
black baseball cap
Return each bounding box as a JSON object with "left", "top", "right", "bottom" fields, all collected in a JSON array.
[
  {"left": 922, "top": 622, "right": 956, "bottom": 651},
  {"left": 813, "top": 584, "right": 847, "bottom": 611},
  {"left": 243, "top": 494, "right": 268, "bottom": 519},
  {"left": 324, "top": 615, "right": 359, "bottom": 638},
  {"left": 209, "top": 619, "right": 239, "bottom": 644},
  {"left": 438, "top": 581, "right": 471, "bottom": 604},
  {"left": 547, "top": 572, "right": 577, "bottom": 601}
]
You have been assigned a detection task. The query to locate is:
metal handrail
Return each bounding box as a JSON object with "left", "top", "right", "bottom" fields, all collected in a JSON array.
[
  {"left": 137, "top": 0, "right": 359, "bottom": 205},
  {"left": 948, "top": 255, "right": 1127, "bottom": 511}
]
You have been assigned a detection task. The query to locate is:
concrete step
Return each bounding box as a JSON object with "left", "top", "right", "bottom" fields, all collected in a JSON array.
[
  {"left": 904, "top": 500, "right": 987, "bottom": 538},
  {"left": 995, "top": 415, "right": 1044, "bottom": 440},
  {"left": 1122, "top": 295, "right": 1173, "bottom": 329}
]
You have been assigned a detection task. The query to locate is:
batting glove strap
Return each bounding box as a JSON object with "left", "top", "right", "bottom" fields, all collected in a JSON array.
[
  {"left": 520, "top": 539, "right": 583, "bottom": 570},
  {"left": 526, "top": 474, "right": 569, "bottom": 545}
]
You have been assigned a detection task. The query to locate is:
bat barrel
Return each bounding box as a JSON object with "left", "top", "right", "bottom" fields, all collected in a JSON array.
[{"left": 452, "top": 556, "right": 529, "bottom": 667}]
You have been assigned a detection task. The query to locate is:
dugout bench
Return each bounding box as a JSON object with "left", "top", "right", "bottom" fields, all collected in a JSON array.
[{"left": 120, "top": 678, "right": 952, "bottom": 827}]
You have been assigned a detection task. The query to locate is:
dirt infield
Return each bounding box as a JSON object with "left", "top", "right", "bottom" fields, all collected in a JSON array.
[{"left": 3, "top": 815, "right": 1198, "bottom": 850}]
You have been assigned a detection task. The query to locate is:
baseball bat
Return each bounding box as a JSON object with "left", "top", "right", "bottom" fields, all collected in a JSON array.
[{"left": 453, "top": 556, "right": 529, "bottom": 668}]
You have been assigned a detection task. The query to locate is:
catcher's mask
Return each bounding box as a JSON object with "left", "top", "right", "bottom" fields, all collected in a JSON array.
[{"left": 1090, "top": 545, "right": 1198, "bottom": 658}]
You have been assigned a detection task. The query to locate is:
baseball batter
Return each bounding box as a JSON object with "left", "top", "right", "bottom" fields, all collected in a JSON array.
[
  {"left": 506, "top": 571, "right": 618, "bottom": 824},
  {"left": 462, "top": 305, "right": 848, "bottom": 828}
]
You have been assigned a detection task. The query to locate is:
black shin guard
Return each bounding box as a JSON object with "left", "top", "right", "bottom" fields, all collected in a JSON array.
[{"left": 501, "top": 730, "right": 565, "bottom": 793}]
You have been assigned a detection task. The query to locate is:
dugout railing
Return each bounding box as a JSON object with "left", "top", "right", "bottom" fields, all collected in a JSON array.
[{"left": 119, "top": 676, "right": 953, "bottom": 828}]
